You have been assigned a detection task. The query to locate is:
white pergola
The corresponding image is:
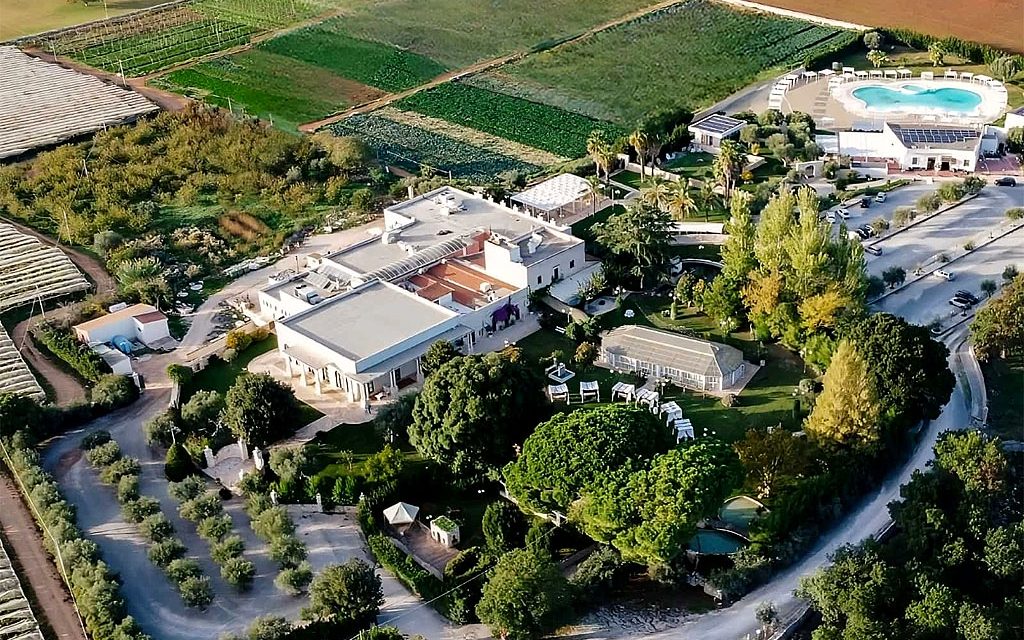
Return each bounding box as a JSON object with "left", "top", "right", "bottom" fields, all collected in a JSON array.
[{"left": 511, "top": 173, "right": 592, "bottom": 221}]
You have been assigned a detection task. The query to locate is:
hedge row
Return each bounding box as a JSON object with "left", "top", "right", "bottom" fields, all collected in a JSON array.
[
  {"left": 33, "top": 324, "right": 109, "bottom": 382},
  {"left": 0, "top": 442, "right": 150, "bottom": 640},
  {"left": 169, "top": 475, "right": 255, "bottom": 590},
  {"left": 83, "top": 435, "right": 214, "bottom": 608},
  {"left": 237, "top": 472, "right": 312, "bottom": 595},
  {"left": 883, "top": 27, "right": 1024, "bottom": 64}
]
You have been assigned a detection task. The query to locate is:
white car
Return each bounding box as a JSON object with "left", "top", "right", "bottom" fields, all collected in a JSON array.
[
  {"left": 826, "top": 211, "right": 837, "bottom": 223},
  {"left": 874, "top": 192, "right": 887, "bottom": 203},
  {"left": 836, "top": 208, "right": 850, "bottom": 220},
  {"left": 934, "top": 269, "right": 956, "bottom": 281}
]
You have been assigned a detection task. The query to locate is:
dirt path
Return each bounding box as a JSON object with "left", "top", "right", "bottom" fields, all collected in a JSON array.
[
  {"left": 298, "top": 0, "right": 708, "bottom": 132},
  {"left": 1, "top": 216, "right": 114, "bottom": 406},
  {"left": 0, "top": 474, "right": 88, "bottom": 640}
]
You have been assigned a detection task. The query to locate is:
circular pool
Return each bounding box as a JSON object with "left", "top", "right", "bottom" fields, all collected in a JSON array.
[
  {"left": 831, "top": 79, "right": 1006, "bottom": 124},
  {"left": 852, "top": 83, "right": 982, "bottom": 113}
]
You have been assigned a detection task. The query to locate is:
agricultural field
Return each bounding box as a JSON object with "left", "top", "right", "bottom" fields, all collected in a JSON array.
[
  {"left": 40, "top": 0, "right": 338, "bottom": 77},
  {"left": 395, "top": 83, "right": 623, "bottom": 158},
  {"left": 483, "top": 0, "right": 856, "bottom": 124},
  {"left": 155, "top": 50, "right": 384, "bottom": 132},
  {"left": 1, "top": 0, "right": 167, "bottom": 40},
  {"left": 756, "top": 0, "right": 1024, "bottom": 54},
  {"left": 329, "top": 0, "right": 666, "bottom": 67},
  {"left": 328, "top": 113, "right": 542, "bottom": 181}
]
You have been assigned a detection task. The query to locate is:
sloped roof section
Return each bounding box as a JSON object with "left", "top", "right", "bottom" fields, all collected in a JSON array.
[{"left": 602, "top": 325, "right": 743, "bottom": 378}]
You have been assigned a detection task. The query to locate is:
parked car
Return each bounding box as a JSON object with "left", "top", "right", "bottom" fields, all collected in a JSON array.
[
  {"left": 855, "top": 227, "right": 870, "bottom": 239},
  {"left": 874, "top": 192, "right": 887, "bottom": 203},
  {"left": 934, "top": 270, "right": 956, "bottom": 281},
  {"left": 955, "top": 290, "right": 979, "bottom": 304},
  {"left": 859, "top": 197, "right": 872, "bottom": 208},
  {"left": 949, "top": 298, "right": 971, "bottom": 310},
  {"left": 863, "top": 244, "right": 882, "bottom": 256},
  {"left": 995, "top": 176, "right": 1016, "bottom": 187},
  {"left": 836, "top": 207, "right": 850, "bottom": 219},
  {"left": 826, "top": 211, "right": 837, "bottom": 223},
  {"left": 859, "top": 224, "right": 876, "bottom": 237}
]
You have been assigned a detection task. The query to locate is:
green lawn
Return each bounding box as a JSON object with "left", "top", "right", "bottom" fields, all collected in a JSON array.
[
  {"left": 333, "top": 0, "right": 669, "bottom": 68},
  {"left": 662, "top": 151, "right": 715, "bottom": 179},
  {"left": 493, "top": 1, "right": 856, "bottom": 124},
  {"left": 982, "top": 355, "right": 1024, "bottom": 441}
]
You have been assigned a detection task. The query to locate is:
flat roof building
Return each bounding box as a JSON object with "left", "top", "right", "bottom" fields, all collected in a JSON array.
[
  {"left": 690, "top": 114, "right": 746, "bottom": 152},
  {"left": 838, "top": 122, "right": 989, "bottom": 172},
  {"left": 599, "top": 325, "right": 747, "bottom": 392}
]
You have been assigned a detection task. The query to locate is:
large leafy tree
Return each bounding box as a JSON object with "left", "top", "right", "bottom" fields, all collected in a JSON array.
[
  {"left": 799, "top": 431, "right": 1022, "bottom": 640},
  {"left": 846, "top": 313, "right": 954, "bottom": 426},
  {"left": 752, "top": 190, "right": 796, "bottom": 275},
  {"left": 970, "top": 274, "right": 1023, "bottom": 362},
  {"left": 0, "top": 392, "right": 42, "bottom": 438},
  {"left": 222, "top": 373, "right": 298, "bottom": 447},
  {"left": 419, "top": 340, "right": 460, "bottom": 378},
  {"left": 575, "top": 439, "right": 743, "bottom": 566},
  {"left": 720, "top": 192, "right": 757, "bottom": 282},
  {"left": 804, "top": 340, "right": 881, "bottom": 447},
  {"left": 502, "top": 405, "right": 674, "bottom": 513},
  {"left": 476, "top": 550, "right": 572, "bottom": 640},
  {"left": 735, "top": 427, "right": 812, "bottom": 500},
  {"left": 592, "top": 202, "right": 673, "bottom": 289},
  {"left": 302, "top": 559, "right": 384, "bottom": 626},
  {"left": 482, "top": 500, "right": 528, "bottom": 554},
  {"left": 409, "top": 350, "right": 547, "bottom": 477}
]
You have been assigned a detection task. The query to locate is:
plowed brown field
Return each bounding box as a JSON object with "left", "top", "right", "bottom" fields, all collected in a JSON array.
[{"left": 756, "top": 0, "right": 1024, "bottom": 53}]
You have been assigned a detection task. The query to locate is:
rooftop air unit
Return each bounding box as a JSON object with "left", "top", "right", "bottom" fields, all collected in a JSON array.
[
  {"left": 525, "top": 232, "right": 543, "bottom": 255},
  {"left": 479, "top": 282, "right": 493, "bottom": 293}
]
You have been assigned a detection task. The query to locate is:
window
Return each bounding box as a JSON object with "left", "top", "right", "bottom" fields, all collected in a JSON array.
[
  {"left": 569, "top": 259, "right": 575, "bottom": 269},
  {"left": 537, "top": 275, "right": 543, "bottom": 285}
]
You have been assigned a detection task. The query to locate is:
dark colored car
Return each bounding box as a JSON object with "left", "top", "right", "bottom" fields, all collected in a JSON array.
[
  {"left": 955, "top": 290, "right": 979, "bottom": 304},
  {"left": 860, "top": 197, "right": 872, "bottom": 208},
  {"left": 994, "top": 176, "right": 1016, "bottom": 186}
]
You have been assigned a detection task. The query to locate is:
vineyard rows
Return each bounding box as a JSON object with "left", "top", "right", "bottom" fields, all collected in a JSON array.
[
  {"left": 396, "top": 83, "right": 622, "bottom": 158},
  {"left": 329, "top": 114, "right": 541, "bottom": 181}
]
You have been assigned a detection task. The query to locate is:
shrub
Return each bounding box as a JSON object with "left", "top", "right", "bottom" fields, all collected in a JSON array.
[
  {"left": 91, "top": 374, "right": 139, "bottom": 409},
  {"left": 81, "top": 430, "right": 112, "bottom": 450},
  {"left": 34, "top": 324, "right": 108, "bottom": 382},
  {"left": 100, "top": 457, "right": 141, "bottom": 485},
  {"left": 197, "top": 514, "right": 234, "bottom": 542},
  {"left": 211, "top": 535, "right": 246, "bottom": 564},
  {"left": 149, "top": 538, "right": 187, "bottom": 567},
  {"left": 170, "top": 475, "right": 208, "bottom": 503},
  {"left": 122, "top": 496, "right": 161, "bottom": 523},
  {"left": 140, "top": 513, "right": 175, "bottom": 543},
  {"left": 221, "top": 557, "right": 256, "bottom": 590},
  {"left": 274, "top": 561, "right": 313, "bottom": 595},
  {"left": 245, "top": 492, "right": 274, "bottom": 518},
  {"left": 225, "top": 330, "right": 253, "bottom": 352},
  {"left": 117, "top": 474, "right": 140, "bottom": 503},
  {"left": 482, "top": 501, "right": 527, "bottom": 554},
  {"left": 962, "top": 176, "right": 985, "bottom": 195},
  {"left": 179, "top": 493, "right": 222, "bottom": 522},
  {"left": 1006, "top": 207, "right": 1024, "bottom": 221},
  {"left": 165, "top": 364, "right": 193, "bottom": 385},
  {"left": 164, "top": 442, "right": 195, "bottom": 482},
  {"left": 916, "top": 192, "right": 942, "bottom": 213},
  {"left": 722, "top": 393, "right": 738, "bottom": 407},
  {"left": 526, "top": 519, "right": 553, "bottom": 557},
  {"left": 891, "top": 206, "right": 915, "bottom": 228},
  {"left": 253, "top": 507, "right": 295, "bottom": 540},
  {"left": 269, "top": 535, "right": 307, "bottom": 568},
  {"left": 86, "top": 440, "right": 121, "bottom": 466},
  {"left": 331, "top": 475, "right": 360, "bottom": 506},
  {"left": 166, "top": 557, "right": 203, "bottom": 584},
  {"left": 936, "top": 181, "right": 965, "bottom": 202},
  {"left": 870, "top": 217, "right": 889, "bottom": 235},
  {"left": 964, "top": 241, "right": 975, "bottom": 251},
  {"left": 145, "top": 412, "right": 177, "bottom": 447},
  {"left": 367, "top": 535, "right": 438, "bottom": 597},
  {"left": 179, "top": 575, "right": 214, "bottom": 608},
  {"left": 571, "top": 546, "right": 624, "bottom": 602}
]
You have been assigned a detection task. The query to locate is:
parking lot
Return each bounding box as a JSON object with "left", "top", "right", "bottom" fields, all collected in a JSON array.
[
  {"left": 874, "top": 227, "right": 1024, "bottom": 327},
  {"left": 863, "top": 186, "right": 1023, "bottom": 277}
]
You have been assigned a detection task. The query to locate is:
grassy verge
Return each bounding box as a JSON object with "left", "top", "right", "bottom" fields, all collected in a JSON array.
[{"left": 981, "top": 355, "right": 1023, "bottom": 441}]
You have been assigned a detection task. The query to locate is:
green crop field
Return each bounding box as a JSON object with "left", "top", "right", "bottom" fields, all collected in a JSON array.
[
  {"left": 156, "top": 50, "right": 382, "bottom": 132},
  {"left": 332, "top": 0, "right": 665, "bottom": 67},
  {"left": 260, "top": 18, "right": 448, "bottom": 92},
  {"left": 395, "top": 83, "right": 623, "bottom": 158},
  {"left": 329, "top": 113, "right": 541, "bottom": 181},
  {"left": 485, "top": 0, "right": 855, "bottom": 123}
]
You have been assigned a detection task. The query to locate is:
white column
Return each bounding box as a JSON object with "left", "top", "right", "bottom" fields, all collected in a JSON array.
[
  {"left": 284, "top": 356, "right": 293, "bottom": 377},
  {"left": 314, "top": 373, "right": 322, "bottom": 396}
]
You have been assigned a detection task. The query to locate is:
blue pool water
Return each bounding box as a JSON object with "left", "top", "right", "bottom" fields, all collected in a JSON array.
[
  {"left": 852, "top": 84, "right": 982, "bottom": 113},
  {"left": 688, "top": 529, "right": 748, "bottom": 555}
]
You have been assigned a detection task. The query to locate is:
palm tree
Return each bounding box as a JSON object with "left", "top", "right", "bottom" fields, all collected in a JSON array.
[
  {"left": 665, "top": 179, "right": 696, "bottom": 221},
  {"left": 629, "top": 129, "right": 650, "bottom": 179},
  {"left": 698, "top": 180, "right": 721, "bottom": 222},
  {"left": 712, "top": 140, "right": 743, "bottom": 203},
  {"left": 586, "top": 174, "right": 602, "bottom": 215},
  {"left": 867, "top": 49, "right": 888, "bottom": 68},
  {"left": 587, "top": 131, "right": 614, "bottom": 183},
  {"left": 115, "top": 256, "right": 170, "bottom": 309},
  {"left": 639, "top": 176, "right": 672, "bottom": 210}
]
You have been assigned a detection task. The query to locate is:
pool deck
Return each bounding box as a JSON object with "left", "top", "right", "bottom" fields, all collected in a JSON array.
[{"left": 776, "top": 77, "right": 1007, "bottom": 129}]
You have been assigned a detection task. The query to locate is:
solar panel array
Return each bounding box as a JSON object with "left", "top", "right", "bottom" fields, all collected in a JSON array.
[
  {"left": 691, "top": 114, "right": 744, "bottom": 135},
  {"left": 891, "top": 126, "right": 979, "bottom": 145}
]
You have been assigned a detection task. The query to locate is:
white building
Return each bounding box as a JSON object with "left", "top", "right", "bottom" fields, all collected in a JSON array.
[
  {"left": 599, "top": 325, "right": 747, "bottom": 392},
  {"left": 73, "top": 303, "right": 169, "bottom": 347},
  {"left": 689, "top": 114, "right": 746, "bottom": 152},
  {"left": 262, "top": 186, "right": 591, "bottom": 401},
  {"left": 837, "top": 123, "right": 987, "bottom": 172},
  {"left": 1000, "top": 105, "right": 1024, "bottom": 131}
]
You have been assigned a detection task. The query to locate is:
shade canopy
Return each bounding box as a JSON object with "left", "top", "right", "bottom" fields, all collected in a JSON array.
[
  {"left": 511, "top": 173, "right": 591, "bottom": 213},
  {"left": 383, "top": 502, "right": 419, "bottom": 525}
]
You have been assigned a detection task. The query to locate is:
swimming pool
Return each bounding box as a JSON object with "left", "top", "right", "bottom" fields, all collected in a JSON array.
[
  {"left": 688, "top": 528, "right": 748, "bottom": 555},
  {"left": 851, "top": 83, "right": 982, "bottom": 114}
]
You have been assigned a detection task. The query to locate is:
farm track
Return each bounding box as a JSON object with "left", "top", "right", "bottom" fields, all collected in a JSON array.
[
  {"left": 297, "top": 0, "right": 711, "bottom": 132},
  {"left": 1, "top": 216, "right": 114, "bottom": 407},
  {"left": 0, "top": 473, "right": 88, "bottom": 640}
]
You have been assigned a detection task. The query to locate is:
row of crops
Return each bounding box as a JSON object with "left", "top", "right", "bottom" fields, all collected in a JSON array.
[
  {"left": 329, "top": 114, "right": 541, "bottom": 181},
  {"left": 395, "top": 83, "right": 622, "bottom": 158},
  {"left": 46, "top": 0, "right": 336, "bottom": 76}
]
